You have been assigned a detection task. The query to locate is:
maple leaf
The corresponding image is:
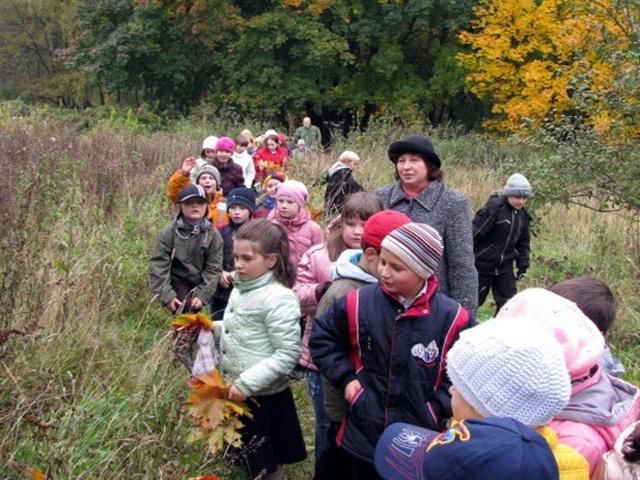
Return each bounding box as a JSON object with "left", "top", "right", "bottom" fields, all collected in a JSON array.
[
  {"left": 185, "top": 368, "right": 252, "bottom": 456},
  {"left": 171, "top": 313, "right": 213, "bottom": 331}
]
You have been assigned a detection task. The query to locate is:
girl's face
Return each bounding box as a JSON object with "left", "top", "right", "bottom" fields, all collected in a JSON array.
[
  {"left": 228, "top": 205, "right": 251, "bottom": 224},
  {"left": 216, "top": 150, "right": 232, "bottom": 163},
  {"left": 235, "top": 143, "right": 248, "bottom": 154},
  {"left": 266, "top": 179, "right": 282, "bottom": 197},
  {"left": 233, "top": 239, "right": 276, "bottom": 281},
  {"left": 396, "top": 153, "right": 428, "bottom": 190},
  {"left": 276, "top": 195, "right": 300, "bottom": 218},
  {"left": 266, "top": 139, "right": 278, "bottom": 153},
  {"left": 197, "top": 173, "right": 218, "bottom": 195},
  {"left": 203, "top": 148, "right": 216, "bottom": 159},
  {"left": 181, "top": 199, "right": 208, "bottom": 223},
  {"left": 342, "top": 217, "right": 366, "bottom": 249}
]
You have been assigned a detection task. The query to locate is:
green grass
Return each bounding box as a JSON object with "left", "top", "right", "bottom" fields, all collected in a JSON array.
[{"left": 0, "top": 108, "right": 638, "bottom": 478}]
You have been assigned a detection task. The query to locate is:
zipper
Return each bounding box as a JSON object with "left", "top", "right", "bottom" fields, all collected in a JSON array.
[
  {"left": 384, "top": 312, "right": 402, "bottom": 428},
  {"left": 499, "top": 209, "right": 516, "bottom": 268}
]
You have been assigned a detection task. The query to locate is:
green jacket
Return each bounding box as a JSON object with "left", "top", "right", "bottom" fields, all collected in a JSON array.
[
  {"left": 216, "top": 271, "right": 301, "bottom": 396},
  {"left": 149, "top": 216, "right": 223, "bottom": 305}
]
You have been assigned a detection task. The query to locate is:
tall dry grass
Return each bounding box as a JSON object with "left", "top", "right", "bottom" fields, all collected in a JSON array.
[{"left": 0, "top": 110, "right": 638, "bottom": 479}]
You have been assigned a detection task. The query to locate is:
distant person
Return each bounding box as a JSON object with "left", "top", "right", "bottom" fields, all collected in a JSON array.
[
  {"left": 253, "top": 134, "right": 288, "bottom": 184},
  {"left": 217, "top": 219, "right": 307, "bottom": 479},
  {"left": 550, "top": 276, "right": 625, "bottom": 376},
  {"left": 166, "top": 159, "right": 227, "bottom": 226},
  {"left": 232, "top": 134, "right": 256, "bottom": 189},
  {"left": 255, "top": 173, "right": 285, "bottom": 218},
  {"left": 200, "top": 135, "right": 218, "bottom": 164},
  {"left": 240, "top": 128, "right": 256, "bottom": 155},
  {"left": 149, "top": 184, "right": 223, "bottom": 314},
  {"left": 322, "top": 150, "right": 364, "bottom": 216},
  {"left": 209, "top": 136, "right": 244, "bottom": 196},
  {"left": 311, "top": 222, "right": 471, "bottom": 478},
  {"left": 473, "top": 173, "right": 532, "bottom": 313},
  {"left": 293, "top": 116, "right": 322, "bottom": 151},
  {"left": 375, "top": 135, "right": 478, "bottom": 314}
]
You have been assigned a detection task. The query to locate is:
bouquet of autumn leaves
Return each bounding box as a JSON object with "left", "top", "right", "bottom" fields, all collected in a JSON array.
[{"left": 172, "top": 313, "right": 252, "bottom": 456}]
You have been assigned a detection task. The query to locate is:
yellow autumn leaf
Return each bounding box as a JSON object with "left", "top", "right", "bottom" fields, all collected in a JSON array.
[{"left": 171, "top": 313, "right": 213, "bottom": 331}]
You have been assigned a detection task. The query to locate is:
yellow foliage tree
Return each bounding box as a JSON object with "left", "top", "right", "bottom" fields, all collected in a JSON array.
[{"left": 458, "top": 0, "right": 634, "bottom": 134}]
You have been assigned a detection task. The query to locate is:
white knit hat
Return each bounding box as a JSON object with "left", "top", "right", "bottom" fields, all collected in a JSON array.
[
  {"left": 447, "top": 318, "right": 571, "bottom": 427},
  {"left": 503, "top": 173, "right": 532, "bottom": 197},
  {"left": 202, "top": 135, "right": 218, "bottom": 151}
]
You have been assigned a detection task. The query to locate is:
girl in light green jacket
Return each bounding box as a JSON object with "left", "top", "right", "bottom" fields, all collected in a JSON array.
[{"left": 216, "top": 218, "right": 307, "bottom": 479}]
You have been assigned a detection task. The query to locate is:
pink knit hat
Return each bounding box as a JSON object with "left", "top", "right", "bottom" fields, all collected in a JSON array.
[
  {"left": 276, "top": 180, "right": 308, "bottom": 206},
  {"left": 215, "top": 136, "right": 236, "bottom": 153},
  {"left": 496, "top": 288, "right": 605, "bottom": 394}
]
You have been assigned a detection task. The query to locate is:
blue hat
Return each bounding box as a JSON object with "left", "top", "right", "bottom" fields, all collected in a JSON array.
[
  {"left": 226, "top": 187, "right": 256, "bottom": 214},
  {"left": 374, "top": 417, "right": 559, "bottom": 480}
]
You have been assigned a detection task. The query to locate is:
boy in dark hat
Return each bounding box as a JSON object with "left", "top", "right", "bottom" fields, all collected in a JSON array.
[
  {"left": 311, "top": 222, "right": 471, "bottom": 479},
  {"left": 149, "top": 184, "right": 224, "bottom": 314},
  {"left": 210, "top": 187, "right": 257, "bottom": 319}
]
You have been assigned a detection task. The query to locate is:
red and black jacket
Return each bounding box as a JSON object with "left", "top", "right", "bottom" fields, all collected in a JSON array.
[{"left": 310, "top": 278, "right": 471, "bottom": 462}]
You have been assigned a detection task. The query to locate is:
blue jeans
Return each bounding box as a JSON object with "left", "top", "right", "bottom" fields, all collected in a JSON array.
[{"left": 306, "top": 370, "right": 329, "bottom": 470}]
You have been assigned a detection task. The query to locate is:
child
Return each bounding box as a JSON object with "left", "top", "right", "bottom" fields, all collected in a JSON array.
[
  {"left": 595, "top": 420, "right": 640, "bottom": 479},
  {"left": 210, "top": 136, "right": 244, "bottom": 196},
  {"left": 472, "top": 173, "right": 532, "bottom": 313},
  {"left": 313, "top": 209, "right": 411, "bottom": 480},
  {"left": 255, "top": 173, "right": 285, "bottom": 218},
  {"left": 232, "top": 134, "right": 256, "bottom": 189},
  {"left": 166, "top": 158, "right": 228, "bottom": 226},
  {"left": 149, "top": 184, "right": 223, "bottom": 314},
  {"left": 216, "top": 218, "right": 307, "bottom": 479},
  {"left": 240, "top": 128, "right": 256, "bottom": 155},
  {"left": 268, "top": 180, "right": 323, "bottom": 266},
  {"left": 323, "top": 150, "right": 364, "bottom": 216},
  {"left": 496, "top": 288, "right": 640, "bottom": 477},
  {"left": 210, "top": 187, "right": 256, "bottom": 319},
  {"left": 374, "top": 417, "right": 560, "bottom": 480},
  {"left": 311, "top": 222, "right": 471, "bottom": 477},
  {"left": 445, "top": 315, "right": 590, "bottom": 478},
  {"left": 253, "top": 134, "right": 288, "bottom": 183},
  {"left": 550, "top": 276, "right": 625, "bottom": 376},
  {"left": 200, "top": 135, "right": 218, "bottom": 163},
  {"left": 293, "top": 192, "right": 382, "bottom": 477}
]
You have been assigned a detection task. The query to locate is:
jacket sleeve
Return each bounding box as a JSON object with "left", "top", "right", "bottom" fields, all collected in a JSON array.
[
  {"left": 472, "top": 199, "right": 498, "bottom": 243},
  {"left": 234, "top": 166, "right": 245, "bottom": 189},
  {"left": 194, "top": 228, "right": 224, "bottom": 303},
  {"left": 149, "top": 225, "right": 177, "bottom": 305},
  {"left": 166, "top": 169, "right": 190, "bottom": 204},
  {"left": 310, "top": 295, "right": 358, "bottom": 389},
  {"left": 445, "top": 195, "right": 479, "bottom": 314},
  {"left": 310, "top": 221, "right": 324, "bottom": 248},
  {"left": 515, "top": 213, "right": 531, "bottom": 271},
  {"left": 234, "top": 292, "right": 302, "bottom": 396},
  {"left": 293, "top": 247, "right": 324, "bottom": 312},
  {"left": 244, "top": 157, "right": 256, "bottom": 188}
]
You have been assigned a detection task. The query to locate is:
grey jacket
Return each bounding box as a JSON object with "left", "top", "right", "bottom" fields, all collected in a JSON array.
[{"left": 376, "top": 181, "right": 478, "bottom": 313}]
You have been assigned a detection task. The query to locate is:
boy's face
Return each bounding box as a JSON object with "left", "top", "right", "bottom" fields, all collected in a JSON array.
[
  {"left": 197, "top": 173, "right": 218, "bottom": 195},
  {"left": 265, "top": 179, "right": 281, "bottom": 197},
  {"left": 450, "top": 385, "right": 483, "bottom": 422},
  {"left": 228, "top": 204, "right": 251, "bottom": 224},
  {"left": 507, "top": 196, "right": 528, "bottom": 209},
  {"left": 361, "top": 247, "right": 382, "bottom": 278},
  {"left": 343, "top": 158, "right": 360, "bottom": 169},
  {"left": 378, "top": 248, "right": 424, "bottom": 298},
  {"left": 216, "top": 150, "right": 232, "bottom": 163},
  {"left": 181, "top": 199, "right": 208, "bottom": 223},
  {"left": 203, "top": 148, "right": 216, "bottom": 159},
  {"left": 276, "top": 195, "right": 300, "bottom": 218}
]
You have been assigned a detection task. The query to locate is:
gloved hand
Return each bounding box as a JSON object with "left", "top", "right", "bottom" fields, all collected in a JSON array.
[{"left": 516, "top": 269, "right": 527, "bottom": 281}]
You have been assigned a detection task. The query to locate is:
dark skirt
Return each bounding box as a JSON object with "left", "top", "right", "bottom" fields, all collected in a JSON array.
[{"left": 239, "top": 387, "right": 307, "bottom": 477}]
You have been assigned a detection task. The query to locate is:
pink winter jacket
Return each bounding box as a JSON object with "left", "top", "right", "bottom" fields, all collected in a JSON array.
[
  {"left": 293, "top": 244, "right": 331, "bottom": 370},
  {"left": 551, "top": 373, "right": 640, "bottom": 477},
  {"left": 268, "top": 208, "right": 324, "bottom": 266}
]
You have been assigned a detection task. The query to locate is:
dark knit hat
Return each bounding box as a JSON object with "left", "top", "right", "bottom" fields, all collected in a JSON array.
[
  {"left": 362, "top": 210, "right": 411, "bottom": 249},
  {"left": 227, "top": 187, "right": 256, "bottom": 214},
  {"left": 178, "top": 184, "right": 208, "bottom": 203},
  {"left": 381, "top": 222, "right": 443, "bottom": 279},
  {"left": 388, "top": 135, "right": 441, "bottom": 168},
  {"left": 195, "top": 164, "right": 221, "bottom": 187}
]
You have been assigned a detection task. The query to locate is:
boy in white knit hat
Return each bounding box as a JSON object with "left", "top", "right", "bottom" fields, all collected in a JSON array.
[
  {"left": 472, "top": 172, "right": 532, "bottom": 313},
  {"left": 311, "top": 222, "right": 472, "bottom": 479},
  {"left": 446, "top": 317, "right": 590, "bottom": 479}
]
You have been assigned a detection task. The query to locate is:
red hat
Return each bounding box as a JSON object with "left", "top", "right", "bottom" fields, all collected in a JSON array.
[{"left": 362, "top": 210, "right": 411, "bottom": 249}]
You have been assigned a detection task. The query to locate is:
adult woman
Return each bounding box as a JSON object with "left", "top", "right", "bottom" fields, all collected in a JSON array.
[{"left": 375, "top": 135, "right": 478, "bottom": 313}]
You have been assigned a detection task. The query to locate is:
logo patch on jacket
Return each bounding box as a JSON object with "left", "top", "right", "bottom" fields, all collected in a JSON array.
[{"left": 411, "top": 340, "right": 439, "bottom": 367}]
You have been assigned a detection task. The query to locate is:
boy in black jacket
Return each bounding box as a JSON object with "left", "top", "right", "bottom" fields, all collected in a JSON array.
[{"left": 473, "top": 173, "right": 532, "bottom": 313}]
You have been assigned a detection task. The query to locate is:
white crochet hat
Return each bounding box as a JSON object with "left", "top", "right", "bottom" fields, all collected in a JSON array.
[
  {"left": 447, "top": 318, "right": 571, "bottom": 427},
  {"left": 503, "top": 173, "right": 532, "bottom": 197},
  {"left": 202, "top": 135, "right": 218, "bottom": 151}
]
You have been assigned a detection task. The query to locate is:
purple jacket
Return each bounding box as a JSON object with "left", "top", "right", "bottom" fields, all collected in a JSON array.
[{"left": 210, "top": 159, "right": 244, "bottom": 196}]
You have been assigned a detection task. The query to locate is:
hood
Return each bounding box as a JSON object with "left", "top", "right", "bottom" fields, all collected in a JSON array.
[
  {"left": 267, "top": 206, "right": 311, "bottom": 229},
  {"left": 330, "top": 249, "right": 377, "bottom": 284},
  {"left": 327, "top": 161, "right": 351, "bottom": 177},
  {"left": 556, "top": 373, "right": 639, "bottom": 426}
]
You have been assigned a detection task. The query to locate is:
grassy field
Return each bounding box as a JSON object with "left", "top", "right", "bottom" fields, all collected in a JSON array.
[{"left": 0, "top": 108, "right": 638, "bottom": 479}]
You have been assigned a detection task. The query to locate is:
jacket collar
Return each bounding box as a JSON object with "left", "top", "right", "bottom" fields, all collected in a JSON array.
[
  {"left": 382, "top": 276, "right": 439, "bottom": 317},
  {"left": 233, "top": 271, "right": 274, "bottom": 292},
  {"left": 388, "top": 180, "right": 445, "bottom": 212}
]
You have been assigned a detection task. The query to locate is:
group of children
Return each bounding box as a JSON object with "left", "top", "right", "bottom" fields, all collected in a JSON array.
[{"left": 148, "top": 130, "right": 639, "bottom": 480}]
